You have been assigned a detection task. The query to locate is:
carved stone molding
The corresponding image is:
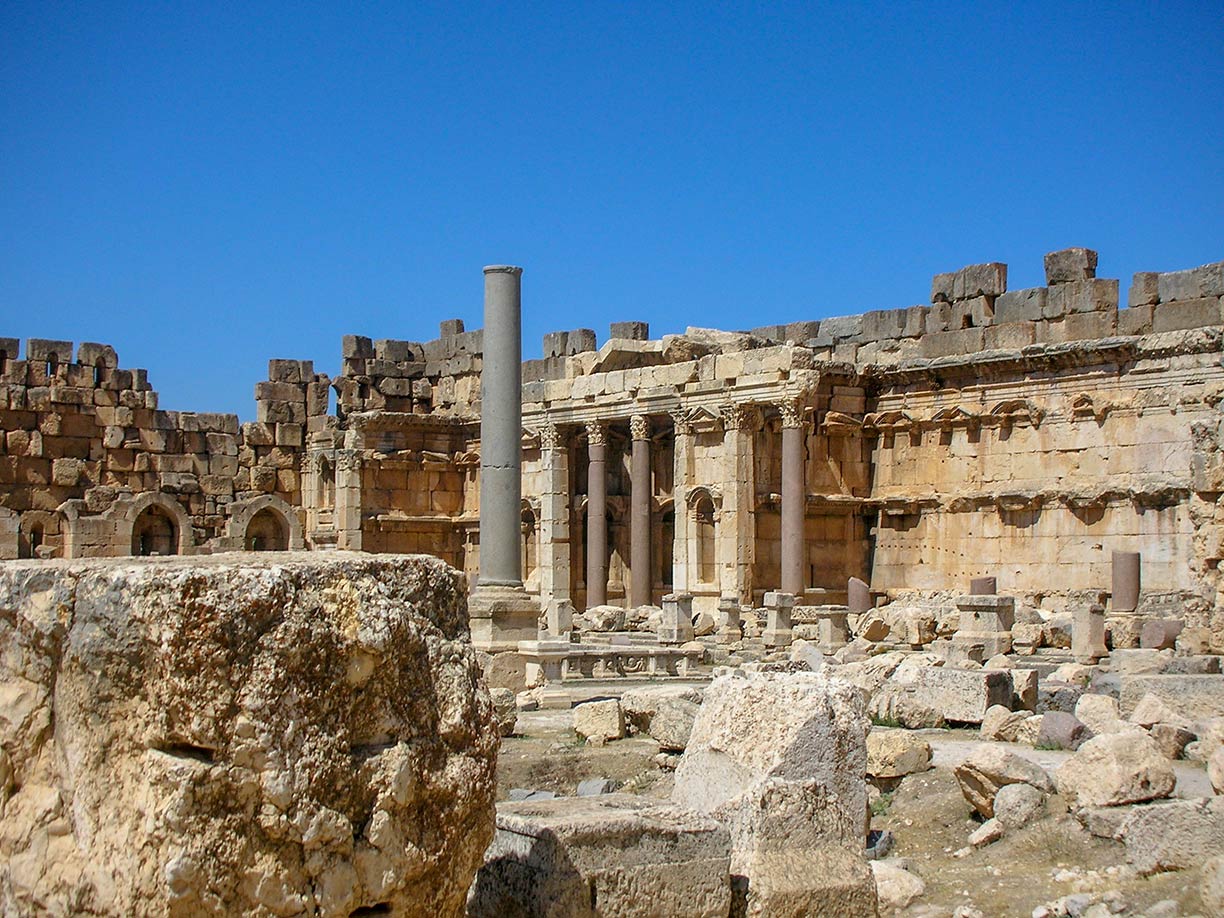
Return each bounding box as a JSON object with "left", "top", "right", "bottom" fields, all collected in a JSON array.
[
  {"left": 539, "top": 423, "right": 564, "bottom": 452},
  {"left": 630, "top": 414, "right": 651, "bottom": 441},
  {"left": 778, "top": 398, "right": 804, "bottom": 429},
  {"left": 721, "top": 403, "right": 758, "bottom": 432}
]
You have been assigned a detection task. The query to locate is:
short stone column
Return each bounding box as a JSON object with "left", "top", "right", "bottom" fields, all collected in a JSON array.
[
  {"left": 762, "top": 590, "right": 796, "bottom": 648},
  {"left": 659, "top": 592, "right": 694, "bottom": 645},
  {"left": 847, "top": 576, "right": 871, "bottom": 614},
  {"left": 629, "top": 414, "right": 652, "bottom": 608},
  {"left": 585, "top": 421, "right": 608, "bottom": 608},
  {"left": 814, "top": 606, "right": 850, "bottom": 653},
  {"left": 952, "top": 594, "right": 1015, "bottom": 660},
  {"left": 1072, "top": 602, "right": 1107, "bottom": 663},
  {"left": 469, "top": 265, "right": 539, "bottom": 652},
  {"left": 715, "top": 594, "right": 741, "bottom": 644},
  {"left": 1112, "top": 551, "right": 1140, "bottom": 613},
  {"left": 544, "top": 598, "right": 575, "bottom": 640},
  {"left": 779, "top": 400, "right": 806, "bottom": 597}
]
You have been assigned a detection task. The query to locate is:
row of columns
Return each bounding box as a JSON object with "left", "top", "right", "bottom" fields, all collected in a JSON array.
[{"left": 541, "top": 399, "right": 809, "bottom": 611}]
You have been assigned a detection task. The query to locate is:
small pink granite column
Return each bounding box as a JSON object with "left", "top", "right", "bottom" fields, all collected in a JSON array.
[
  {"left": 585, "top": 422, "right": 608, "bottom": 609},
  {"left": 780, "top": 400, "right": 806, "bottom": 596},
  {"left": 630, "top": 415, "right": 652, "bottom": 608}
]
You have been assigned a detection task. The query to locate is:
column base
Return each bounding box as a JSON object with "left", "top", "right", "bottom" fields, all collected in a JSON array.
[{"left": 469, "top": 583, "right": 541, "bottom": 653}]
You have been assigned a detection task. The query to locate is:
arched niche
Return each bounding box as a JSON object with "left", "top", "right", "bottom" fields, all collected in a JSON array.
[{"left": 226, "top": 495, "right": 304, "bottom": 552}]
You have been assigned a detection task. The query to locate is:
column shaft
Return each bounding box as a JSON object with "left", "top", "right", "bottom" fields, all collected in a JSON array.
[
  {"left": 586, "top": 424, "right": 608, "bottom": 608},
  {"left": 780, "top": 406, "right": 806, "bottom": 596},
  {"left": 630, "top": 415, "right": 651, "bottom": 607},
  {"left": 478, "top": 265, "right": 524, "bottom": 587}
]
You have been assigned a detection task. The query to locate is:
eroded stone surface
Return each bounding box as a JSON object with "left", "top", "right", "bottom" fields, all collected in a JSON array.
[{"left": 0, "top": 552, "right": 497, "bottom": 918}]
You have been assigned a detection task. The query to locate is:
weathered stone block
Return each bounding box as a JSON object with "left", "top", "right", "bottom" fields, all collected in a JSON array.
[
  {"left": 921, "top": 327, "right": 985, "bottom": 358},
  {"left": 931, "top": 272, "right": 956, "bottom": 304},
  {"left": 984, "top": 321, "right": 1036, "bottom": 351},
  {"left": 1045, "top": 247, "right": 1098, "bottom": 284},
  {"left": 469, "top": 795, "right": 732, "bottom": 918},
  {"left": 893, "top": 665, "right": 1013, "bottom": 724},
  {"left": 609, "top": 321, "right": 650, "bottom": 340},
  {"left": 820, "top": 314, "right": 864, "bottom": 341},
  {"left": 1128, "top": 272, "right": 1160, "bottom": 307},
  {"left": 954, "top": 262, "right": 1007, "bottom": 299},
  {"left": 439, "top": 318, "right": 465, "bottom": 336},
  {"left": 1118, "top": 304, "right": 1154, "bottom": 336},
  {"left": 994, "top": 286, "right": 1048, "bottom": 324},
  {"left": 1150, "top": 297, "right": 1223, "bottom": 333},
  {"left": 341, "top": 334, "right": 374, "bottom": 358},
  {"left": 26, "top": 338, "right": 73, "bottom": 363},
  {"left": 0, "top": 554, "right": 496, "bottom": 917},
  {"left": 1118, "top": 674, "right": 1224, "bottom": 719}
]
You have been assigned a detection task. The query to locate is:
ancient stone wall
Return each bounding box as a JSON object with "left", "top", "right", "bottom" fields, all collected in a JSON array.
[{"left": 3, "top": 251, "right": 1222, "bottom": 643}]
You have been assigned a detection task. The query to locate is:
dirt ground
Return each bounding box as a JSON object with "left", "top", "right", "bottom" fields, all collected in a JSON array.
[{"left": 496, "top": 704, "right": 1215, "bottom": 918}]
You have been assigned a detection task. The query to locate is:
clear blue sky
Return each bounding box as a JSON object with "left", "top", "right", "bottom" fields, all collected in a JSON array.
[{"left": 2, "top": 2, "right": 1221, "bottom": 418}]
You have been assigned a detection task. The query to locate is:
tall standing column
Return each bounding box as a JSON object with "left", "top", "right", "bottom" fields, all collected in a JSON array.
[
  {"left": 478, "top": 265, "right": 524, "bottom": 587},
  {"left": 630, "top": 414, "right": 652, "bottom": 607},
  {"left": 780, "top": 399, "right": 806, "bottom": 597},
  {"left": 670, "top": 411, "right": 694, "bottom": 593},
  {"left": 538, "top": 423, "right": 571, "bottom": 606},
  {"left": 469, "top": 265, "right": 538, "bottom": 652},
  {"left": 585, "top": 421, "right": 608, "bottom": 608},
  {"left": 720, "top": 404, "right": 757, "bottom": 605}
]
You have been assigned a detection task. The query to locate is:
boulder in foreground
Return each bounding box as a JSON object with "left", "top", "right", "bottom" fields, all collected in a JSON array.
[{"left": 0, "top": 552, "right": 498, "bottom": 918}]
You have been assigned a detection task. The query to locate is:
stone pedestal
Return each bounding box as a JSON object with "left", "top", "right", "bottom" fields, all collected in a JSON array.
[
  {"left": 953, "top": 594, "right": 1015, "bottom": 658},
  {"left": 1072, "top": 602, "right": 1108, "bottom": 663},
  {"left": 762, "top": 590, "right": 796, "bottom": 648},
  {"left": 715, "top": 595, "right": 742, "bottom": 644},
  {"left": 847, "top": 576, "right": 871, "bottom": 614},
  {"left": 470, "top": 585, "right": 541, "bottom": 654},
  {"left": 518, "top": 639, "right": 573, "bottom": 709},
  {"left": 659, "top": 593, "right": 694, "bottom": 645},
  {"left": 813, "top": 606, "right": 850, "bottom": 652}
]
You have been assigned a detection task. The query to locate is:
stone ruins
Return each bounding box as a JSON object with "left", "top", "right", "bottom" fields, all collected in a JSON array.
[{"left": 3, "top": 248, "right": 1224, "bottom": 917}]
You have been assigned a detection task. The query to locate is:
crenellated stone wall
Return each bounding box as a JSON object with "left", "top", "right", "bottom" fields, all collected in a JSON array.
[{"left": 2, "top": 250, "right": 1222, "bottom": 646}]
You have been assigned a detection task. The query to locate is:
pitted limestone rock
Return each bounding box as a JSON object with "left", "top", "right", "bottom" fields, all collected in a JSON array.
[{"left": 0, "top": 552, "right": 498, "bottom": 918}]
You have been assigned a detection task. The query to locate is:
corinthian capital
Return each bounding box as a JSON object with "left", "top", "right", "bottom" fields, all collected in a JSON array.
[
  {"left": 630, "top": 414, "right": 651, "bottom": 441},
  {"left": 585, "top": 421, "right": 607, "bottom": 448}
]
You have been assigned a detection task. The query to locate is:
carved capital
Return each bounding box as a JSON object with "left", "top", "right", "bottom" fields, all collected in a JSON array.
[
  {"left": 670, "top": 409, "right": 695, "bottom": 436},
  {"left": 778, "top": 398, "right": 805, "bottom": 429},
  {"left": 720, "top": 403, "right": 757, "bottom": 432},
  {"left": 539, "top": 423, "right": 564, "bottom": 452},
  {"left": 585, "top": 421, "right": 607, "bottom": 448},
  {"left": 630, "top": 414, "right": 650, "bottom": 441},
  {"left": 335, "top": 450, "right": 360, "bottom": 473}
]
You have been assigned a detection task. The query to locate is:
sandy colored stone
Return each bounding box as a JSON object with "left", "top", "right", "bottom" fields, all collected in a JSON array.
[
  {"left": 980, "top": 704, "right": 1029, "bottom": 742},
  {"left": 672, "top": 670, "right": 876, "bottom": 917},
  {"left": 870, "top": 859, "right": 926, "bottom": 912},
  {"left": 1055, "top": 733, "right": 1176, "bottom": 808},
  {"left": 994, "top": 782, "right": 1046, "bottom": 830},
  {"left": 1121, "top": 797, "right": 1224, "bottom": 875},
  {"left": 467, "top": 794, "right": 731, "bottom": 918},
  {"left": 954, "top": 746, "right": 1054, "bottom": 818},
  {"left": 1209, "top": 746, "right": 1224, "bottom": 794},
  {"left": 0, "top": 553, "right": 497, "bottom": 918},
  {"left": 867, "top": 730, "right": 932, "bottom": 779},
  {"left": 573, "top": 699, "right": 625, "bottom": 743}
]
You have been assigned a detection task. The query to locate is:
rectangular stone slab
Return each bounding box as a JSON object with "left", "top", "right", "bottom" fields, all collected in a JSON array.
[
  {"left": 468, "top": 794, "right": 731, "bottom": 917},
  {"left": 896, "top": 666, "right": 1014, "bottom": 724},
  {"left": 1117, "top": 674, "right": 1224, "bottom": 719}
]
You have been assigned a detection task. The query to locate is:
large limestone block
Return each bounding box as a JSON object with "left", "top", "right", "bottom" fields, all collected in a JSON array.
[
  {"left": 672, "top": 671, "right": 877, "bottom": 917},
  {"left": 891, "top": 665, "right": 1014, "bottom": 724},
  {"left": 0, "top": 553, "right": 498, "bottom": 918},
  {"left": 1055, "top": 733, "right": 1176, "bottom": 808},
  {"left": 467, "top": 795, "right": 732, "bottom": 918},
  {"left": 954, "top": 746, "right": 1054, "bottom": 818},
  {"left": 1118, "top": 674, "right": 1224, "bottom": 720},
  {"left": 867, "top": 730, "right": 932, "bottom": 779},
  {"left": 1121, "top": 797, "right": 1224, "bottom": 875},
  {"left": 573, "top": 699, "right": 625, "bottom": 743}
]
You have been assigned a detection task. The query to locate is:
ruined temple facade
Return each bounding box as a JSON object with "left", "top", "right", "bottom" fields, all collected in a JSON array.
[{"left": 3, "top": 248, "right": 1223, "bottom": 645}]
